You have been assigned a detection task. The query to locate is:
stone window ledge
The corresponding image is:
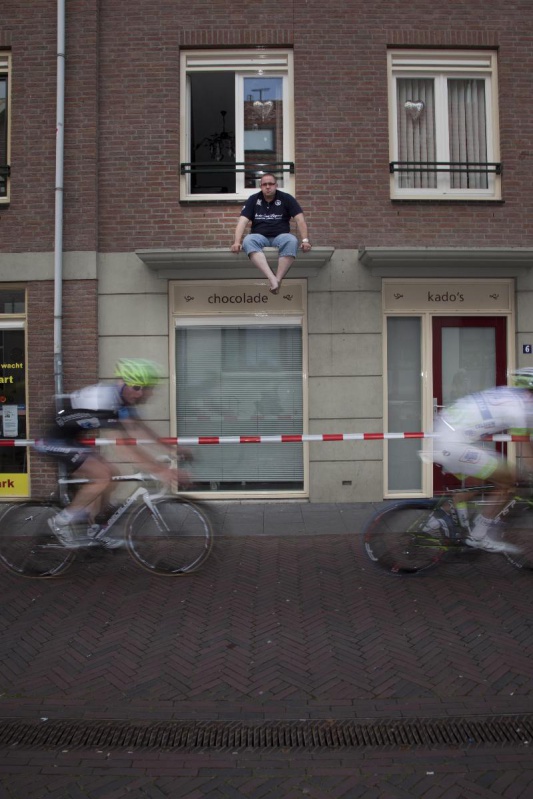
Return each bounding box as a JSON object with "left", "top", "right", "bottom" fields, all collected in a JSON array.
[
  {"left": 136, "top": 247, "right": 335, "bottom": 280},
  {"left": 360, "top": 247, "right": 533, "bottom": 277}
]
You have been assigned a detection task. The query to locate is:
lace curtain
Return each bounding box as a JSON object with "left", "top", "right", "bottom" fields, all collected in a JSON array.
[{"left": 397, "top": 77, "right": 487, "bottom": 190}]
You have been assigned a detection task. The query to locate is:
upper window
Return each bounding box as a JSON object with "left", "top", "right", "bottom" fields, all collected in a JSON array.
[
  {"left": 388, "top": 50, "right": 501, "bottom": 200},
  {"left": 180, "top": 50, "right": 294, "bottom": 201},
  {"left": 0, "top": 53, "right": 10, "bottom": 203}
]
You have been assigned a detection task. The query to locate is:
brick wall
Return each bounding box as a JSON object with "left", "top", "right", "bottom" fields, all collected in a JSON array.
[
  {"left": 0, "top": 0, "right": 99, "bottom": 253},
  {"left": 1, "top": 0, "right": 533, "bottom": 254},
  {"left": 26, "top": 280, "right": 98, "bottom": 499}
]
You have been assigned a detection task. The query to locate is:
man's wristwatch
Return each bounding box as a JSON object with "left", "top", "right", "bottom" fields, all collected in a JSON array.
[{"left": 302, "top": 238, "right": 310, "bottom": 243}]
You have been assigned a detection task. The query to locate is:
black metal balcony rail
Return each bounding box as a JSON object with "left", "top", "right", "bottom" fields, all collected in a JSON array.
[
  {"left": 0, "top": 164, "right": 9, "bottom": 196},
  {"left": 181, "top": 161, "right": 295, "bottom": 176},
  {"left": 390, "top": 161, "right": 502, "bottom": 175}
]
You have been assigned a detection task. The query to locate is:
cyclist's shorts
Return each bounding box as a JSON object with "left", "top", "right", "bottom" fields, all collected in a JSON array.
[
  {"left": 34, "top": 438, "right": 95, "bottom": 471},
  {"left": 432, "top": 438, "right": 501, "bottom": 481}
]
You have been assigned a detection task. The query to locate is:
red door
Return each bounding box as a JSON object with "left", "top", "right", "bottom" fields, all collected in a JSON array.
[{"left": 432, "top": 316, "right": 507, "bottom": 493}]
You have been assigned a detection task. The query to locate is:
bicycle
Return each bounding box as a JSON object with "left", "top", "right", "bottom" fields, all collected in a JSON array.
[
  {"left": 0, "top": 472, "right": 214, "bottom": 579},
  {"left": 362, "top": 484, "right": 533, "bottom": 576}
]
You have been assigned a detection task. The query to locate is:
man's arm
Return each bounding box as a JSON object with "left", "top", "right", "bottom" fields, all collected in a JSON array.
[
  {"left": 230, "top": 215, "right": 251, "bottom": 253},
  {"left": 294, "top": 212, "right": 312, "bottom": 252},
  {"left": 119, "top": 417, "right": 191, "bottom": 486}
]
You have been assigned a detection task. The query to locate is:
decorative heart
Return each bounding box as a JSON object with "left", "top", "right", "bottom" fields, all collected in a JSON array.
[
  {"left": 253, "top": 100, "right": 274, "bottom": 121},
  {"left": 404, "top": 101, "right": 425, "bottom": 121}
]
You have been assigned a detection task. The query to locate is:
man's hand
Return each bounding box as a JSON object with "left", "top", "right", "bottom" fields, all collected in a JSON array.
[
  {"left": 300, "top": 240, "right": 312, "bottom": 252},
  {"left": 230, "top": 241, "right": 242, "bottom": 253},
  {"left": 177, "top": 447, "right": 194, "bottom": 463},
  {"left": 154, "top": 465, "right": 192, "bottom": 488}
]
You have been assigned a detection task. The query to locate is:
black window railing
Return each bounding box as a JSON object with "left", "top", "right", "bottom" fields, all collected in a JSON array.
[
  {"left": 390, "top": 161, "right": 502, "bottom": 175},
  {"left": 0, "top": 164, "right": 9, "bottom": 197},
  {"left": 181, "top": 161, "right": 295, "bottom": 177}
]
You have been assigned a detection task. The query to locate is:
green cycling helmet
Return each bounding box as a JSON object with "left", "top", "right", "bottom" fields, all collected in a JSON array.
[
  {"left": 512, "top": 368, "right": 533, "bottom": 389},
  {"left": 115, "top": 358, "right": 163, "bottom": 387}
]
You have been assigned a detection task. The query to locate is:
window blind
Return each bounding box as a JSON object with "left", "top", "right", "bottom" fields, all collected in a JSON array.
[{"left": 176, "top": 323, "right": 303, "bottom": 489}]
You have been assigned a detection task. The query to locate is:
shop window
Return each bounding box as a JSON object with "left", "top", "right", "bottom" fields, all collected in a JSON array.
[
  {"left": 176, "top": 320, "right": 304, "bottom": 494},
  {"left": 0, "top": 53, "right": 11, "bottom": 203},
  {"left": 388, "top": 50, "right": 501, "bottom": 200},
  {"left": 180, "top": 50, "right": 294, "bottom": 200},
  {"left": 0, "top": 288, "right": 28, "bottom": 497},
  {"left": 386, "top": 316, "right": 423, "bottom": 494}
]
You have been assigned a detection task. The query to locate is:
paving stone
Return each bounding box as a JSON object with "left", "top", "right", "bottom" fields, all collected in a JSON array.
[{"left": 1, "top": 506, "right": 533, "bottom": 796}]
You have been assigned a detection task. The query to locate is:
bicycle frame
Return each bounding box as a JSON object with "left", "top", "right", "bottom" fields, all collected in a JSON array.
[
  {"left": 58, "top": 472, "right": 169, "bottom": 539},
  {"left": 432, "top": 483, "right": 533, "bottom": 539}
]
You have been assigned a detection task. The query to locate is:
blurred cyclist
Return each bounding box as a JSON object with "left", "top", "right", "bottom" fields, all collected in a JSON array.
[
  {"left": 36, "top": 358, "right": 191, "bottom": 549},
  {"left": 431, "top": 368, "right": 533, "bottom": 553}
]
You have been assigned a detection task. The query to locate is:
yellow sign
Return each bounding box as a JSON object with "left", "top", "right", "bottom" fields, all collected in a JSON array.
[{"left": 0, "top": 473, "right": 29, "bottom": 497}]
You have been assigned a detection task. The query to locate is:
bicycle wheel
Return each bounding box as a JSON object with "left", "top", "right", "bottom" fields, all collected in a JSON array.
[
  {"left": 363, "top": 499, "right": 446, "bottom": 576},
  {"left": 127, "top": 497, "right": 213, "bottom": 575},
  {"left": 0, "top": 502, "right": 76, "bottom": 578},
  {"left": 502, "top": 513, "right": 533, "bottom": 570}
]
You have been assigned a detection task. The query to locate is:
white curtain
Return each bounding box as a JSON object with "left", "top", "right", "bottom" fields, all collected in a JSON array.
[
  {"left": 396, "top": 78, "right": 436, "bottom": 189},
  {"left": 397, "top": 77, "right": 488, "bottom": 190},
  {"left": 448, "top": 79, "right": 488, "bottom": 189}
]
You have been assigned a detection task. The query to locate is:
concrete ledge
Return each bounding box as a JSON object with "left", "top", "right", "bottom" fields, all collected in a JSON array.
[
  {"left": 360, "top": 247, "right": 533, "bottom": 277},
  {"left": 136, "top": 247, "right": 335, "bottom": 280}
]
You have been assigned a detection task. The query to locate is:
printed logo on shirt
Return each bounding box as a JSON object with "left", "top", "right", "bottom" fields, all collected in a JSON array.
[
  {"left": 275, "top": 199, "right": 281, "bottom": 206},
  {"left": 459, "top": 450, "right": 482, "bottom": 464},
  {"left": 256, "top": 199, "right": 262, "bottom": 206}
]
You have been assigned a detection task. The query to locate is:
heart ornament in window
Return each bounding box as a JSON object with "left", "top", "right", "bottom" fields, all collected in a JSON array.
[
  {"left": 404, "top": 101, "right": 425, "bottom": 121},
  {"left": 253, "top": 100, "right": 274, "bottom": 121}
]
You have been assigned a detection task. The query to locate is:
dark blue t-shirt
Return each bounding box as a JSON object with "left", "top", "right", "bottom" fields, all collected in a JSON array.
[{"left": 240, "top": 190, "right": 303, "bottom": 237}]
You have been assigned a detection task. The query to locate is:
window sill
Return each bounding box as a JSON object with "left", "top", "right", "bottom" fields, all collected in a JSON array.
[
  {"left": 360, "top": 247, "right": 533, "bottom": 277},
  {"left": 136, "top": 247, "right": 335, "bottom": 279}
]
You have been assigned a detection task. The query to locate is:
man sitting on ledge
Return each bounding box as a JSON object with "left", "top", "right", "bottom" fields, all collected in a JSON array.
[{"left": 230, "top": 173, "right": 312, "bottom": 294}]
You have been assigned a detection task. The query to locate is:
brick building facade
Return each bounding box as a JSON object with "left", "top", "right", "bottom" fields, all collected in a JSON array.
[{"left": 1, "top": 0, "right": 532, "bottom": 502}]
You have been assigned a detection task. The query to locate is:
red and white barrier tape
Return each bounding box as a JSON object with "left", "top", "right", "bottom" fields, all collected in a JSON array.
[{"left": 0, "top": 432, "right": 531, "bottom": 447}]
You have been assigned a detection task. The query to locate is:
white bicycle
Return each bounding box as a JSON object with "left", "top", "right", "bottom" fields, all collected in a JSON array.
[{"left": 0, "top": 472, "right": 213, "bottom": 579}]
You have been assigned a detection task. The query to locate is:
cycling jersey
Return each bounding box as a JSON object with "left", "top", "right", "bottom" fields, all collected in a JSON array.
[
  {"left": 55, "top": 384, "right": 138, "bottom": 435},
  {"left": 433, "top": 386, "right": 533, "bottom": 479},
  {"left": 36, "top": 383, "right": 139, "bottom": 469}
]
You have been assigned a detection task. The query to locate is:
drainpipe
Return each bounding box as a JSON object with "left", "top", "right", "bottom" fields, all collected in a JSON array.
[
  {"left": 54, "top": 0, "right": 65, "bottom": 406},
  {"left": 54, "top": 0, "right": 68, "bottom": 501}
]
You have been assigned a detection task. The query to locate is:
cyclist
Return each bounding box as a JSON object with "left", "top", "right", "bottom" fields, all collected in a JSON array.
[
  {"left": 35, "top": 358, "right": 191, "bottom": 549},
  {"left": 431, "top": 368, "right": 533, "bottom": 553}
]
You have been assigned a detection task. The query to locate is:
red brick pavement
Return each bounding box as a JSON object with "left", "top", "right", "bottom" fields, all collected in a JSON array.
[{"left": 1, "top": 532, "right": 533, "bottom": 797}]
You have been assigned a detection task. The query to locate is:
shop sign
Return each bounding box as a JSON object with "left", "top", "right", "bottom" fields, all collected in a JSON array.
[
  {"left": 0, "top": 473, "right": 29, "bottom": 497},
  {"left": 383, "top": 280, "right": 512, "bottom": 313},
  {"left": 173, "top": 281, "right": 304, "bottom": 315}
]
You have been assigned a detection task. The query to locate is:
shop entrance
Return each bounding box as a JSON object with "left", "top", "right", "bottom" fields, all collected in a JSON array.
[{"left": 432, "top": 316, "right": 508, "bottom": 493}]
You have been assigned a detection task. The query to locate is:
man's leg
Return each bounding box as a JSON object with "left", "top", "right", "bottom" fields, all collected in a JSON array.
[
  {"left": 459, "top": 459, "right": 520, "bottom": 552},
  {"left": 276, "top": 256, "right": 295, "bottom": 286},
  {"left": 59, "top": 455, "right": 117, "bottom": 522},
  {"left": 272, "top": 234, "right": 298, "bottom": 289},
  {"left": 248, "top": 251, "right": 279, "bottom": 292},
  {"left": 242, "top": 234, "right": 279, "bottom": 291}
]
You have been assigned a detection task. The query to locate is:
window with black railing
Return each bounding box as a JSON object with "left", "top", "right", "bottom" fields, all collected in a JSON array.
[
  {"left": 388, "top": 51, "right": 501, "bottom": 199},
  {"left": 0, "top": 71, "right": 8, "bottom": 199},
  {"left": 180, "top": 50, "right": 294, "bottom": 200}
]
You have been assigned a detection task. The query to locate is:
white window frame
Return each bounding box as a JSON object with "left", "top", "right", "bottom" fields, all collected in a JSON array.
[
  {"left": 0, "top": 52, "right": 11, "bottom": 205},
  {"left": 388, "top": 50, "right": 501, "bottom": 201},
  {"left": 180, "top": 49, "right": 295, "bottom": 201}
]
